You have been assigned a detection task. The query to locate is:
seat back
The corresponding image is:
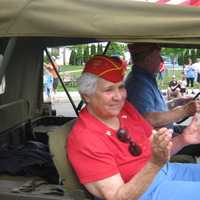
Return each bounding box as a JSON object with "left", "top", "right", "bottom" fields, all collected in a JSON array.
[{"left": 48, "top": 119, "right": 82, "bottom": 191}]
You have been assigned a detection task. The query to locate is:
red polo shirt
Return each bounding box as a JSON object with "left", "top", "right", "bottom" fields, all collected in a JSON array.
[{"left": 67, "top": 101, "right": 152, "bottom": 184}]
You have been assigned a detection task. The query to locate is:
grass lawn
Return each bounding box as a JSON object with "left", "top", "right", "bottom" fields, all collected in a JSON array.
[
  {"left": 57, "top": 65, "right": 199, "bottom": 92},
  {"left": 60, "top": 65, "right": 83, "bottom": 72}
]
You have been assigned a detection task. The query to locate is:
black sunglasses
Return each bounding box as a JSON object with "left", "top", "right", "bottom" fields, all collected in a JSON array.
[{"left": 116, "top": 128, "right": 142, "bottom": 156}]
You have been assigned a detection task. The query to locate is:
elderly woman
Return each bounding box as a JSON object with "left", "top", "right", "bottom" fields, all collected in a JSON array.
[{"left": 67, "top": 55, "right": 200, "bottom": 200}]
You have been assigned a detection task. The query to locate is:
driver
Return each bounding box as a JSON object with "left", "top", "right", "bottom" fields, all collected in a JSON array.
[{"left": 125, "top": 43, "right": 200, "bottom": 129}]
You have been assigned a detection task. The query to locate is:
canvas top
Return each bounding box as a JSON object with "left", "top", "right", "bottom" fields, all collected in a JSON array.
[{"left": 1, "top": 0, "right": 200, "bottom": 46}]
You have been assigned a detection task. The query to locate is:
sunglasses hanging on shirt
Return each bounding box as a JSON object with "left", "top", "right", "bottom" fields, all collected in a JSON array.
[{"left": 116, "top": 128, "right": 142, "bottom": 156}]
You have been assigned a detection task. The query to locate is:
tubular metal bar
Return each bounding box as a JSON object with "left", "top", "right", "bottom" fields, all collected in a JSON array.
[
  {"left": 44, "top": 48, "right": 79, "bottom": 116},
  {"left": 77, "top": 99, "right": 84, "bottom": 112},
  {"left": 0, "top": 38, "right": 16, "bottom": 83},
  {"left": 103, "top": 41, "right": 111, "bottom": 55}
]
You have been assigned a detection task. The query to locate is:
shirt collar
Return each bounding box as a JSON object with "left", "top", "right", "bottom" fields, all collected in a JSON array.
[{"left": 132, "top": 66, "right": 157, "bottom": 79}]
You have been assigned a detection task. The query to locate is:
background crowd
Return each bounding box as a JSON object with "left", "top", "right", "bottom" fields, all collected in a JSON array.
[
  {"left": 43, "top": 56, "right": 60, "bottom": 101},
  {"left": 161, "top": 57, "right": 200, "bottom": 100}
]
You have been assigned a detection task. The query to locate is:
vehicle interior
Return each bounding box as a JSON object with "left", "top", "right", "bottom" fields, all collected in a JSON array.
[{"left": 1, "top": 0, "right": 200, "bottom": 199}]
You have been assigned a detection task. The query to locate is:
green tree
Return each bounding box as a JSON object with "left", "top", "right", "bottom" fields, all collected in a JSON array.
[
  {"left": 43, "top": 55, "right": 49, "bottom": 63},
  {"left": 69, "top": 49, "right": 76, "bottom": 65},
  {"left": 177, "top": 52, "right": 184, "bottom": 66},
  {"left": 196, "top": 49, "right": 200, "bottom": 59},
  {"left": 183, "top": 49, "right": 190, "bottom": 64},
  {"left": 90, "top": 44, "right": 96, "bottom": 57},
  {"left": 69, "top": 45, "right": 86, "bottom": 65},
  {"left": 97, "top": 43, "right": 103, "bottom": 55},
  {"left": 191, "top": 49, "right": 196, "bottom": 63},
  {"left": 76, "top": 47, "right": 83, "bottom": 65},
  {"left": 162, "top": 48, "right": 183, "bottom": 64},
  {"left": 83, "top": 45, "right": 90, "bottom": 63},
  {"left": 106, "top": 43, "right": 125, "bottom": 57}
]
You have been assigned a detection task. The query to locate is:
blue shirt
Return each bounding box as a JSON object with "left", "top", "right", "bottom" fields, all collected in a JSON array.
[
  {"left": 125, "top": 67, "right": 168, "bottom": 115},
  {"left": 44, "top": 73, "right": 53, "bottom": 89},
  {"left": 185, "top": 65, "right": 196, "bottom": 79}
]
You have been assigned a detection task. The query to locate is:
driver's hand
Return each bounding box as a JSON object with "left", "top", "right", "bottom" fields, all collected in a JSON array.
[
  {"left": 183, "top": 100, "right": 200, "bottom": 117},
  {"left": 182, "top": 114, "right": 200, "bottom": 145}
]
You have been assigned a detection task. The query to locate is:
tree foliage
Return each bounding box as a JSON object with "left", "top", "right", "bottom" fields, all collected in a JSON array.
[
  {"left": 83, "top": 45, "right": 90, "bottom": 63},
  {"left": 69, "top": 49, "right": 76, "bottom": 65},
  {"left": 90, "top": 44, "right": 96, "bottom": 57},
  {"left": 76, "top": 47, "right": 83, "bottom": 65},
  {"left": 68, "top": 42, "right": 128, "bottom": 65},
  {"left": 191, "top": 49, "right": 196, "bottom": 63},
  {"left": 183, "top": 49, "right": 190, "bottom": 65},
  {"left": 162, "top": 48, "right": 200, "bottom": 66},
  {"left": 196, "top": 49, "right": 200, "bottom": 58},
  {"left": 106, "top": 43, "right": 126, "bottom": 57},
  {"left": 97, "top": 44, "right": 103, "bottom": 55}
]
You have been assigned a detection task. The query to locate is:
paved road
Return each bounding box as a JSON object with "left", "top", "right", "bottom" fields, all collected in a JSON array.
[
  {"left": 44, "top": 91, "right": 81, "bottom": 117},
  {"left": 50, "top": 89, "right": 200, "bottom": 125},
  {"left": 52, "top": 101, "right": 80, "bottom": 117},
  {"left": 52, "top": 101, "right": 196, "bottom": 127}
]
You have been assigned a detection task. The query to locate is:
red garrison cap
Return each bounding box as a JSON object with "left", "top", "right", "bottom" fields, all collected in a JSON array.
[
  {"left": 128, "top": 43, "right": 160, "bottom": 54},
  {"left": 83, "top": 55, "right": 127, "bottom": 83}
]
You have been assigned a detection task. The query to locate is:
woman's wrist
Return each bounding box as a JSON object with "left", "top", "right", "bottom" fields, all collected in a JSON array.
[{"left": 148, "top": 158, "right": 165, "bottom": 169}]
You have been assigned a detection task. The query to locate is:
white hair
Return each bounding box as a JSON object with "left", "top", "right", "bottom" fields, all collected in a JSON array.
[{"left": 77, "top": 72, "right": 98, "bottom": 96}]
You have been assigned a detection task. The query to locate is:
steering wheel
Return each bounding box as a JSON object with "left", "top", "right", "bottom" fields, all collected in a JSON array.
[{"left": 176, "top": 92, "right": 200, "bottom": 124}]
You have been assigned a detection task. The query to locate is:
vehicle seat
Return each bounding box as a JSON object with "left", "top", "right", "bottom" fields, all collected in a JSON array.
[{"left": 47, "top": 119, "right": 82, "bottom": 191}]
